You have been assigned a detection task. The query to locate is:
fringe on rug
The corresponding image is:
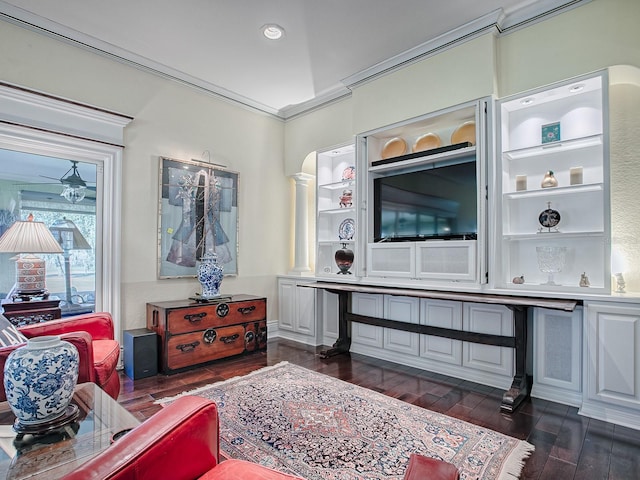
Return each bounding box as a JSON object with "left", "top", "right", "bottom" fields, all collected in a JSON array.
[
  {"left": 154, "top": 361, "right": 289, "bottom": 405},
  {"left": 499, "top": 440, "right": 536, "bottom": 480}
]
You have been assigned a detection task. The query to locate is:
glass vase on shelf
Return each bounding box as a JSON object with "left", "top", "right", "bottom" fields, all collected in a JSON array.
[{"left": 536, "top": 246, "right": 567, "bottom": 285}]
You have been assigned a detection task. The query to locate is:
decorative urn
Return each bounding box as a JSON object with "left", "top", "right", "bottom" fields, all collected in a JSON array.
[
  {"left": 541, "top": 170, "right": 558, "bottom": 188},
  {"left": 334, "top": 243, "right": 354, "bottom": 274},
  {"left": 4, "top": 336, "right": 79, "bottom": 427},
  {"left": 197, "top": 251, "right": 224, "bottom": 299}
]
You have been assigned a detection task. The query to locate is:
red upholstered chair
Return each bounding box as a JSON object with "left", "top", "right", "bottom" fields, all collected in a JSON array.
[
  {"left": 403, "top": 453, "right": 460, "bottom": 480},
  {"left": 0, "top": 312, "right": 121, "bottom": 401}
]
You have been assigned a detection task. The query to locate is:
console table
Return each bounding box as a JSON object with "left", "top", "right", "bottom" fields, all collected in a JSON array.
[{"left": 303, "top": 282, "right": 578, "bottom": 413}]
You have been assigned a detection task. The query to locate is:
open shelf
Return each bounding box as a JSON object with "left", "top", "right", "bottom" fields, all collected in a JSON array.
[{"left": 503, "top": 134, "right": 602, "bottom": 161}]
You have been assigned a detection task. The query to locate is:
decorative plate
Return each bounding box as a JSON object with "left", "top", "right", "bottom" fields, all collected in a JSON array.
[
  {"left": 450, "top": 121, "right": 476, "bottom": 145},
  {"left": 381, "top": 137, "right": 407, "bottom": 159},
  {"left": 412, "top": 133, "right": 442, "bottom": 153},
  {"left": 341, "top": 165, "right": 356, "bottom": 181},
  {"left": 538, "top": 202, "right": 561, "bottom": 229},
  {"left": 338, "top": 218, "right": 355, "bottom": 240}
]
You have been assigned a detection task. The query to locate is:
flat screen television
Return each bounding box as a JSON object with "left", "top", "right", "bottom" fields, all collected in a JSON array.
[{"left": 373, "top": 158, "right": 477, "bottom": 242}]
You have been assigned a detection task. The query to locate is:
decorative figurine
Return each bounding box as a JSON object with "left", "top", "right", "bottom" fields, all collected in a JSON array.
[
  {"left": 541, "top": 170, "right": 558, "bottom": 188},
  {"left": 580, "top": 272, "right": 590, "bottom": 287},
  {"left": 512, "top": 275, "right": 525, "bottom": 284},
  {"left": 341, "top": 166, "right": 356, "bottom": 181},
  {"left": 339, "top": 189, "right": 353, "bottom": 208}
]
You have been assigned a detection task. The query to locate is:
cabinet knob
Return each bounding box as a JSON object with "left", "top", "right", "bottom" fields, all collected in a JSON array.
[
  {"left": 176, "top": 341, "right": 200, "bottom": 352},
  {"left": 238, "top": 306, "right": 256, "bottom": 315},
  {"left": 184, "top": 312, "right": 207, "bottom": 323},
  {"left": 216, "top": 303, "right": 230, "bottom": 317}
]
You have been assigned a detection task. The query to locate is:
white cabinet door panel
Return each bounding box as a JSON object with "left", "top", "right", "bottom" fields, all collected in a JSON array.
[
  {"left": 277, "top": 280, "right": 296, "bottom": 331},
  {"left": 463, "top": 303, "right": 514, "bottom": 377},
  {"left": 351, "top": 293, "right": 384, "bottom": 348},
  {"left": 419, "top": 299, "right": 462, "bottom": 365},
  {"left": 383, "top": 296, "right": 420, "bottom": 355},
  {"left": 296, "top": 285, "right": 316, "bottom": 335},
  {"left": 586, "top": 303, "right": 640, "bottom": 408}
]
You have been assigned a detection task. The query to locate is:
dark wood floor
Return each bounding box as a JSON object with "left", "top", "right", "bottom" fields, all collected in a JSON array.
[{"left": 117, "top": 338, "right": 640, "bottom": 480}]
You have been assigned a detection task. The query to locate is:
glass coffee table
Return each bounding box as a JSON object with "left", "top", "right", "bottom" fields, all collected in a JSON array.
[{"left": 0, "top": 383, "right": 139, "bottom": 479}]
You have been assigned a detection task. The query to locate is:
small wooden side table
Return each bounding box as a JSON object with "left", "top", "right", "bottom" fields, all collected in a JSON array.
[{"left": 1, "top": 297, "right": 61, "bottom": 327}]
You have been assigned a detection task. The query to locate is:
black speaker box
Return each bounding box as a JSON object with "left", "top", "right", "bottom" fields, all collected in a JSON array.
[{"left": 124, "top": 328, "right": 158, "bottom": 380}]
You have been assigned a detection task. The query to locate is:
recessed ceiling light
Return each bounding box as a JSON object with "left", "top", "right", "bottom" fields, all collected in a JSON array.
[
  {"left": 569, "top": 84, "right": 585, "bottom": 93},
  {"left": 521, "top": 97, "right": 534, "bottom": 105},
  {"left": 262, "top": 24, "right": 284, "bottom": 40}
]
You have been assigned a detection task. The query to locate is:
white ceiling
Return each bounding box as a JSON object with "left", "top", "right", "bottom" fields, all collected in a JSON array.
[{"left": 0, "top": 0, "right": 586, "bottom": 119}]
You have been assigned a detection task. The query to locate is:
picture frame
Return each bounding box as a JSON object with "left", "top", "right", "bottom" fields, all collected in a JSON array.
[
  {"left": 541, "top": 122, "right": 561, "bottom": 144},
  {"left": 157, "top": 156, "right": 239, "bottom": 278}
]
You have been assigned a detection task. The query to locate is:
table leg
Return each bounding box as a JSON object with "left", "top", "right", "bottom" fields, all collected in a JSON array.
[
  {"left": 501, "top": 306, "right": 529, "bottom": 412},
  {"left": 319, "top": 291, "right": 351, "bottom": 358}
]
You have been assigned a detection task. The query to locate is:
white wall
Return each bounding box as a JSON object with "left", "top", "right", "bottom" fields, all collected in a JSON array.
[{"left": 0, "top": 21, "right": 289, "bottom": 329}]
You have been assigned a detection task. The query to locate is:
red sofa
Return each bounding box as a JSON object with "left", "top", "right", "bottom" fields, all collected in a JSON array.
[
  {"left": 0, "top": 312, "right": 121, "bottom": 401},
  {"left": 61, "top": 395, "right": 459, "bottom": 480}
]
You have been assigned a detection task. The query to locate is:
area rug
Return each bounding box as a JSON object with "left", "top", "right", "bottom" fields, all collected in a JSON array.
[{"left": 157, "top": 362, "right": 533, "bottom": 479}]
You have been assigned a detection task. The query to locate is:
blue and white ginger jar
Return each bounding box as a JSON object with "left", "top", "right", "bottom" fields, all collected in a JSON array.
[
  {"left": 197, "top": 251, "right": 224, "bottom": 299},
  {"left": 4, "top": 336, "right": 79, "bottom": 425}
]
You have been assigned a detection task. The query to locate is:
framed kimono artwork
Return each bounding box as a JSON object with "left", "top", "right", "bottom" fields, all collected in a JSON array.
[{"left": 158, "top": 156, "right": 239, "bottom": 278}]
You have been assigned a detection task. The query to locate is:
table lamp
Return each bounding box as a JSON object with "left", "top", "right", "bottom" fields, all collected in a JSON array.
[
  {"left": 49, "top": 217, "right": 91, "bottom": 306},
  {"left": 0, "top": 213, "right": 63, "bottom": 301}
]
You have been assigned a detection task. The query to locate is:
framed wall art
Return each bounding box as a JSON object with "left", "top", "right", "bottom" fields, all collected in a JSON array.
[{"left": 158, "top": 156, "right": 239, "bottom": 278}]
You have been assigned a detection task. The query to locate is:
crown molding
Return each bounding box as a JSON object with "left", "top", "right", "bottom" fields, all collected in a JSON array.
[{"left": 1, "top": 0, "right": 591, "bottom": 120}]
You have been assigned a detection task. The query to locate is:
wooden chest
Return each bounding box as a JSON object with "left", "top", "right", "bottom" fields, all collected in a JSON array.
[{"left": 146, "top": 295, "right": 267, "bottom": 374}]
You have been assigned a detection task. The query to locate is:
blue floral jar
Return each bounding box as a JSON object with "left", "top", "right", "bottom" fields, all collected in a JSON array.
[
  {"left": 197, "top": 251, "right": 224, "bottom": 299},
  {"left": 4, "top": 336, "right": 79, "bottom": 425}
]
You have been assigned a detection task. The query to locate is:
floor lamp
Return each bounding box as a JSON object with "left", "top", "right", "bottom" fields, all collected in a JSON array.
[{"left": 49, "top": 217, "right": 91, "bottom": 307}]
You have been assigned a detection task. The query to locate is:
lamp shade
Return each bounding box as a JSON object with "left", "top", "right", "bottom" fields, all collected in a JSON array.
[
  {"left": 49, "top": 217, "right": 91, "bottom": 250},
  {"left": 0, "top": 214, "right": 63, "bottom": 254}
]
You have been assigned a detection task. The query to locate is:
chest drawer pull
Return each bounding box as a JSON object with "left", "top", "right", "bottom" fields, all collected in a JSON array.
[
  {"left": 220, "top": 333, "right": 240, "bottom": 344},
  {"left": 238, "top": 306, "right": 256, "bottom": 315},
  {"left": 176, "top": 341, "right": 200, "bottom": 352},
  {"left": 184, "top": 312, "right": 207, "bottom": 323}
]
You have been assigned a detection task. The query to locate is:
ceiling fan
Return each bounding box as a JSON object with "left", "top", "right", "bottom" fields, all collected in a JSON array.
[{"left": 38, "top": 160, "right": 95, "bottom": 204}]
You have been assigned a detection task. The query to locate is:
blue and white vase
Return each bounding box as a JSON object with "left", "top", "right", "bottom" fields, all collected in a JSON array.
[
  {"left": 4, "top": 336, "right": 79, "bottom": 425},
  {"left": 197, "top": 251, "right": 224, "bottom": 299}
]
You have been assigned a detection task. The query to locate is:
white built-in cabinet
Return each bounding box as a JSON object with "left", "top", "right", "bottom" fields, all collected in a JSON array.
[
  {"left": 276, "top": 277, "right": 317, "bottom": 345},
  {"left": 531, "top": 307, "right": 583, "bottom": 407},
  {"left": 581, "top": 301, "right": 640, "bottom": 430},
  {"left": 278, "top": 68, "right": 640, "bottom": 430},
  {"left": 495, "top": 72, "right": 609, "bottom": 293},
  {"left": 350, "top": 293, "right": 514, "bottom": 389}
]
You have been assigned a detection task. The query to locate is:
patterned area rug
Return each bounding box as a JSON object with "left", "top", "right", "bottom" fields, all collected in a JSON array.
[{"left": 158, "top": 362, "right": 533, "bottom": 479}]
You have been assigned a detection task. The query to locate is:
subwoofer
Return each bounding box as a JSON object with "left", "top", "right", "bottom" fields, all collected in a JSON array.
[{"left": 124, "top": 328, "right": 158, "bottom": 380}]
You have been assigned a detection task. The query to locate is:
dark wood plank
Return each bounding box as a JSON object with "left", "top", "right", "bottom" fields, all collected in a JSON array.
[{"left": 116, "top": 338, "right": 640, "bottom": 480}]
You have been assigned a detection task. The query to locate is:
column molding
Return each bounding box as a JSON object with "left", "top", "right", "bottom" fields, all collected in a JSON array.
[{"left": 289, "top": 172, "right": 315, "bottom": 275}]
